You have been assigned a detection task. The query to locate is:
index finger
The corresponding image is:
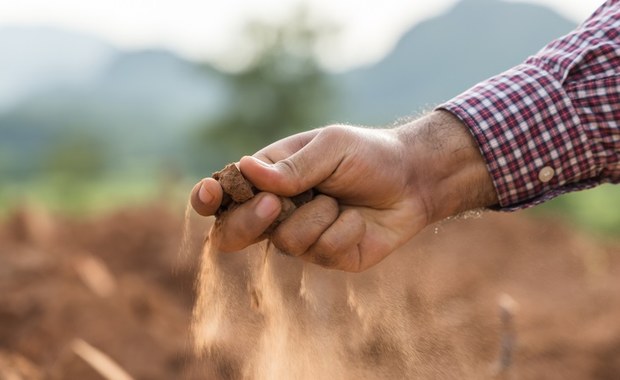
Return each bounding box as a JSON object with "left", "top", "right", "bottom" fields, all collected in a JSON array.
[
  {"left": 240, "top": 125, "right": 348, "bottom": 196},
  {"left": 252, "top": 129, "right": 321, "bottom": 164}
]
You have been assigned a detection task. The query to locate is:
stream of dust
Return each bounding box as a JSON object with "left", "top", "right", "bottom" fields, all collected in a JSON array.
[{"left": 184, "top": 205, "right": 499, "bottom": 379}]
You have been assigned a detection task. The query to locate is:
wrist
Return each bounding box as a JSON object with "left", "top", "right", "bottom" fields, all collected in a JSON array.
[{"left": 397, "top": 111, "right": 498, "bottom": 224}]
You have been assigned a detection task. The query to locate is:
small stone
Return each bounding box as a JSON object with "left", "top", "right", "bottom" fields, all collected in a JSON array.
[
  {"left": 212, "top": 164, "right": 255, "bottom": 203},
  {"left": 212, "top": 163, "right": 315, "bottom": 232}
]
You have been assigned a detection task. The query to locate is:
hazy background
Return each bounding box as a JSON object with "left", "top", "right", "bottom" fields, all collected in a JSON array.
[{"left": 0, "top": 0, "right": 618, "bottom": 233}]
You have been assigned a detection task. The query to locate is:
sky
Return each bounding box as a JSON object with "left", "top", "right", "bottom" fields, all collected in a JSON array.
[{"left": 0, "top": 0, "right": 607, "bottom": 71}]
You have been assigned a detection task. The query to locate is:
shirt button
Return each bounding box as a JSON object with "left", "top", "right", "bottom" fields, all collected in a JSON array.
[{"left": 538, "top": 166, "right": 555, "bottom": 183}]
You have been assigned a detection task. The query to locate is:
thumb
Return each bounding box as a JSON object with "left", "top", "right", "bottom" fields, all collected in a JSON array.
[{"left": 240, "top": 128, "right": 346, "bottom": 196}]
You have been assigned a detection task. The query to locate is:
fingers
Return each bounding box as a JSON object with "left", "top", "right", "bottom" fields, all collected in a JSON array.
[
  {"left": 303, "top": 208, "right": 366, "bottom": 272},
  {"left": 239, "top": 126, "right": 349, "bottom": 196},
  {"left": 190, "top": 178, "right": 223, "bottom": 216},
  {"left": 271, "top": 195, "right": 339, "bottom": 257},
  {"left": 194, "top": 176, "right": 370, "bottom": 271},
  {"left": 210, "top": 192, "right": 281, "bottom": 252},
  {"left": 191, "top": 130, "right": 321, "bottom": 216},
  {"left": 272, "top": 206, "right": 367, "bottom": 272},
  {"left": 252, "top": 129, "right": 321, "bottom": 164}
]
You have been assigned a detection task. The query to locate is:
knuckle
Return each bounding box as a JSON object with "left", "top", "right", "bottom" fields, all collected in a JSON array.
[
  {"left": 315, "top": 235, "right": 339, "bottom": 257},
  {"left": 331, "top": 248, "right": 361, "bottom": 273},
  {"left": 274, "top": 158, "right": 303, "bottom": 194},
  {"left": 271, "top": 228, "right": 306, "bottom": 257},
  {"left": 315, "top": 194, "right": 339, "bottom": 210},
  {"left": 309, "top": 236, "right": 341, "bottom": 268},
  {"left": 320, "top": 125, "right": 357, "bottom": 160},
  {"left": 312, "top": 252, "right": 338, "bottom": 269},
  {"left": 321, "top": 124, "right": 350, "bottom": 140}
]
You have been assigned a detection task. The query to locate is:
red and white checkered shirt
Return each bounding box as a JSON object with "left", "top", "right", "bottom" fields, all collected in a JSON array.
[{"left": 439, "top": 0, "right": 620, "bottom": 210}]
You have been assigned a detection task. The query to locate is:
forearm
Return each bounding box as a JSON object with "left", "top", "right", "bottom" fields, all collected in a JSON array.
[
  {"left": 396, "top": 111, "right": 498, "bottom": 224},
  {"left": 438, "top": 0, "right": 620, "bottom": 210}
]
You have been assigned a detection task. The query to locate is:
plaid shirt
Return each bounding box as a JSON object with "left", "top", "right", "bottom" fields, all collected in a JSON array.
[{"left": 439, "top": 0, "right": 620, "bottom": 210}]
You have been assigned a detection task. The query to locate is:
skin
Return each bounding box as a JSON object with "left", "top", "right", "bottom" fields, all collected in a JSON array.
[{"left": 190, "top": 110, "right": 498, "bottom": 272}]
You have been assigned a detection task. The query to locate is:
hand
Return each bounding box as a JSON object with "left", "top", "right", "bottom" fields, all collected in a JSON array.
[{"left": 191, "top": 111, "right": 498, "bottom": 272}]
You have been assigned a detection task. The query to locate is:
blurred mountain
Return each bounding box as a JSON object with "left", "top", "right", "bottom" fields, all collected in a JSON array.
[
  {"left": 336, "top": 0, "right": 577, "bottom": 124},
  {"left": 0, "top": 27, "right": 116, "bottom": 111},
  {"left": 0, "top": 28, "right": 225, "bottom": 179},
  {"left": 0, "top": 0, "right": 581, "bottom": 182}
]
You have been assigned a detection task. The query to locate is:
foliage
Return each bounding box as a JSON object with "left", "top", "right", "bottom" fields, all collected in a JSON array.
[
  {"left": 192, "top": 9, "right": 338, "bottom": 167},
  {"left": 531, "top": 184, "right": 620, "bottom": 235},
  {"left": 42, "top": 131, "right": 106, "bottom": 181}
]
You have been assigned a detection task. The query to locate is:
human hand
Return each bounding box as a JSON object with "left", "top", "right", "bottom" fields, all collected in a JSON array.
[{"left": 191, "top": 111, "right": 497, "bottom": 272}]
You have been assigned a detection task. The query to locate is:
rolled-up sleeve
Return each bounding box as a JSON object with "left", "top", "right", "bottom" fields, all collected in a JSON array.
[{"left": 438, "top": 0, "right": 620, "bottom": 210}]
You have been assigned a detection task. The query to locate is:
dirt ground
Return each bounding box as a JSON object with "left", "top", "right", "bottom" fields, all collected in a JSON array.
[{"left": 0, "top": 204, "right": 619, "bottom": 379}]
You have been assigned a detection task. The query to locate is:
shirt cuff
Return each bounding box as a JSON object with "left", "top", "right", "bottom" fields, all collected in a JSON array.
[{"left": 437, "top": 63, "right": 599, "bottom": 210}]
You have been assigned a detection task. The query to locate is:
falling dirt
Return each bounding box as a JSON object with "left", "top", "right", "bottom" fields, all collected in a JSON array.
[
  {"left": 1, "top": 203, "right": 620, "bottom": 379},
  {"left": 187, "top": 167, "right": 620, "bottom": 379}
]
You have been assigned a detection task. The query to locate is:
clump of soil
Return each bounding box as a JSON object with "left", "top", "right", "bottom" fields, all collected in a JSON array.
[
  {"left": 212, "top": 164, "right": 255, "bottom": 206},
  {"left": 212, "top": 163, "right": 313, "bottom": 232}
]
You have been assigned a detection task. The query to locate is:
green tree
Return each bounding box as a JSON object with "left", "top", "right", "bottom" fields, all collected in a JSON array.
[
  {"left": 42, "top": 130, "right": 106, "bottom": 181},
  {"left": 194, "top": 9, "right": 338, "bottom": 167}
]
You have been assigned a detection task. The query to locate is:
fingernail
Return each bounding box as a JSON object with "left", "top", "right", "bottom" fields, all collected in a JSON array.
[
  {"left": 255, "top": 195, "right": 279, "bottom": 219},
  {"left": 198, "top": 181, "right": 213, "bottom": 204}
]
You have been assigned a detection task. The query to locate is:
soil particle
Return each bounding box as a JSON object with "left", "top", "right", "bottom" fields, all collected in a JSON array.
[
  {"left": 212, "top": 164, "right": 255, "bottom": 206},
  {"left": 212, "top": 163, "right": 314, "bottom": 232}
]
